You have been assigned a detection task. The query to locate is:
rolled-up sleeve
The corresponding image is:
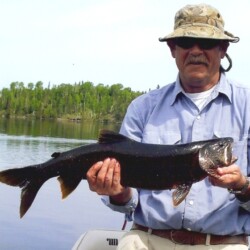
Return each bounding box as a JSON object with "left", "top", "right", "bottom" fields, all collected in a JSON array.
[{"left": 101, "top": 188, "right": 138, "bottom": 221}]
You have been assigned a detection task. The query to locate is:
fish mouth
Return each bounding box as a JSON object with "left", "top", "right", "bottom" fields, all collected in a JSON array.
[{"left": 223, "top": 144, "right": 233, "bottom": 165}]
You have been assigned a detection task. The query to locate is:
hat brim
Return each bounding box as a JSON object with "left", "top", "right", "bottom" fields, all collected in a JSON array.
[{"left": 159, "top": 24, "right": 239, "bottom": 42}]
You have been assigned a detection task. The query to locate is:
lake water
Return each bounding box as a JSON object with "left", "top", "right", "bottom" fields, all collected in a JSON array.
[{"left": 0, "top": 119, "right": 131, "bottom": 250}]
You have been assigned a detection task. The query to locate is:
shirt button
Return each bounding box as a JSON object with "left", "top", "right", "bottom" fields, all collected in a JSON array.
[
  {"left": 186, "top": 228, "right": 192, "bottom": 231},
  {"left": 189, "top": 200, "right": 194, "bottom": 205},
  {"left": 196, "top": 115, "right": 201, "bottom": 120}
]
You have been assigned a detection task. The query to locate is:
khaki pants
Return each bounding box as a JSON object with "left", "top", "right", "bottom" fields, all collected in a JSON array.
[{"left": 117, "top": 230, "right": 248, "bottom": 250}]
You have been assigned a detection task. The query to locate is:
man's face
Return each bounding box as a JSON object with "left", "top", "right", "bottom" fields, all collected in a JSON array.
[{"left": 167, "top": 38, "right": 229, "bottom": 93}]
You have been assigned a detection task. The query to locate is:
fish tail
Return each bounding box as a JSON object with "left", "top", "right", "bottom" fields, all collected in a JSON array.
[{"left": 0, "top": 166, "right": 46, "bottom": 218}]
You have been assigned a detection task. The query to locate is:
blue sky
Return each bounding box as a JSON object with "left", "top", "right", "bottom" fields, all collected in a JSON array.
[{"left": 0, "top": 0, "right": 249, "bottom": 91}]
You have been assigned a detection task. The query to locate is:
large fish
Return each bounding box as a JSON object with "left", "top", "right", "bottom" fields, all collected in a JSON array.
[{"left": 0, "top": 130, "right": 235, "bottom": 218}]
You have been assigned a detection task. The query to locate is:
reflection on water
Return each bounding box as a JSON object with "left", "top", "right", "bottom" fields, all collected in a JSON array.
[
  {"left": 0, "top": 119, "right": 129, "bottom": 250},
  {"left": 0, "top": 133, "right": 96, "bottom": 168},
  {"left": 0, "top": 118, "right": 121, "bottom": 139}
]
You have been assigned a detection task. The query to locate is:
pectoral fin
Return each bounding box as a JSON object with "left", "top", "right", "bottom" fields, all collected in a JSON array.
[{"left": 172, "top": 184, "right": 191, "bottom": 206}]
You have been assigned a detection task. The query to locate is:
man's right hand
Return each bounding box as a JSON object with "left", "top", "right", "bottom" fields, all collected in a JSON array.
[{"left": 86, "top": 158, "right": 132, "bottom": 205}]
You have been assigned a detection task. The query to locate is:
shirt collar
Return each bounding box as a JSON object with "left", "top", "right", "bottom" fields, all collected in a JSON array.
[
  {"left": 169, "top": 75, "right": 183, "bottom": 105},
  {"left": 214, "top": 73, "right": 232, "bottom": 103},
  {"left": 170, "top": 73, "right": 232, "bottom": 105}
]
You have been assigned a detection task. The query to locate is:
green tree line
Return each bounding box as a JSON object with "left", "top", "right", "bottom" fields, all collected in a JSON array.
[{"left": 0, "top": 81, "right": 145, "bottom": 122}]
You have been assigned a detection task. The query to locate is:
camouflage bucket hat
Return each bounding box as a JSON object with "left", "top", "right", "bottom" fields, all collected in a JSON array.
[{"left": 159, "top": 4, "right": 239, "bottom": 42}]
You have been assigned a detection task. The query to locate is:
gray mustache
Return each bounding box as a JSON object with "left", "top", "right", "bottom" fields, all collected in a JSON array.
[{"left": 186, "top": 56, "right": 209, "bottom": 65}]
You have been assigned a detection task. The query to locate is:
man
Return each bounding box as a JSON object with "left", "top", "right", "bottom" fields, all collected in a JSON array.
[{"left": 87, "top": 4, "right": 250, "bottom": 250}]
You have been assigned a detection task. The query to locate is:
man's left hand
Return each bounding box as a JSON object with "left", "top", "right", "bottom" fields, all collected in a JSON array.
[{"left": 209, "top": 164, "right": 246, "bottom": 190}]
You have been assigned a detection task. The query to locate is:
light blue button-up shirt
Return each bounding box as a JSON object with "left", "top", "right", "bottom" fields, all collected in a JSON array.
[{"left": 103, "top": 73, "right": 250, "bottom": 235}]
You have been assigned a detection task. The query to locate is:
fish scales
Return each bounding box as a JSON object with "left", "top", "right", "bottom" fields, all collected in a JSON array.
[{"left": 0, "top": 130, "right": 234, "bottom": 218}]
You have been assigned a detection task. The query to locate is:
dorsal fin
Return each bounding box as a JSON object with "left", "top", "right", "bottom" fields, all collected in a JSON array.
[
  {"left": 51, "top": 152, "right": 61, "bottom": 158},
  {"left": 98, "top": 130, "right": 131, "bottom": 144}
]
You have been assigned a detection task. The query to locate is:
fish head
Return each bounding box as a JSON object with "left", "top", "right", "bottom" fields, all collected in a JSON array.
[{"left": 198, "top": 137, "right": 235, "bottom": 176}]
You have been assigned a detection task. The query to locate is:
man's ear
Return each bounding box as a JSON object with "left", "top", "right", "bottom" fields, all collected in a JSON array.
[{"left": 167, "top": 40, "right": 176, "bottom": 58}]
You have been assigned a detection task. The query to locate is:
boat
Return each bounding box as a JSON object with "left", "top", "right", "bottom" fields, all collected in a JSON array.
[
  {"left": 72, "top": 229, "right": 127, "bottom": 250},
  {"left": 73, "top": 230, "right": 250, "bottom": 250}
]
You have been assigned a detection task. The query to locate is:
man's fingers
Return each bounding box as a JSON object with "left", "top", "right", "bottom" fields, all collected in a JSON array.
[
  {"left": 209, "top": 164, "right": 246, "bottom": 190},
  {"left": 86, "top": 158, "right": 123, "bottom": 195},
  {"left": 112, "top": 162, "right": 121, "bottom": 187},
  {"left": 104, "top": 158, "right": 117, "bottom": 188},
  {"left": 86, "top": 161, "right": 103, "bottom": 190},
  {"left": 96, "top": 158, "right": 110, "bottom": 187}
]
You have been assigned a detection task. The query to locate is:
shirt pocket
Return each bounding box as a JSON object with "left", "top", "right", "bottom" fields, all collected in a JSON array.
[{"left": 142, "top": 130, "right": 181, "bottom": 145}]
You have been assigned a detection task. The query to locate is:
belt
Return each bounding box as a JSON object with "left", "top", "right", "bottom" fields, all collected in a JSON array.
[{"left": 132, "top": 224, "right": 248, "bottom": 246}]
